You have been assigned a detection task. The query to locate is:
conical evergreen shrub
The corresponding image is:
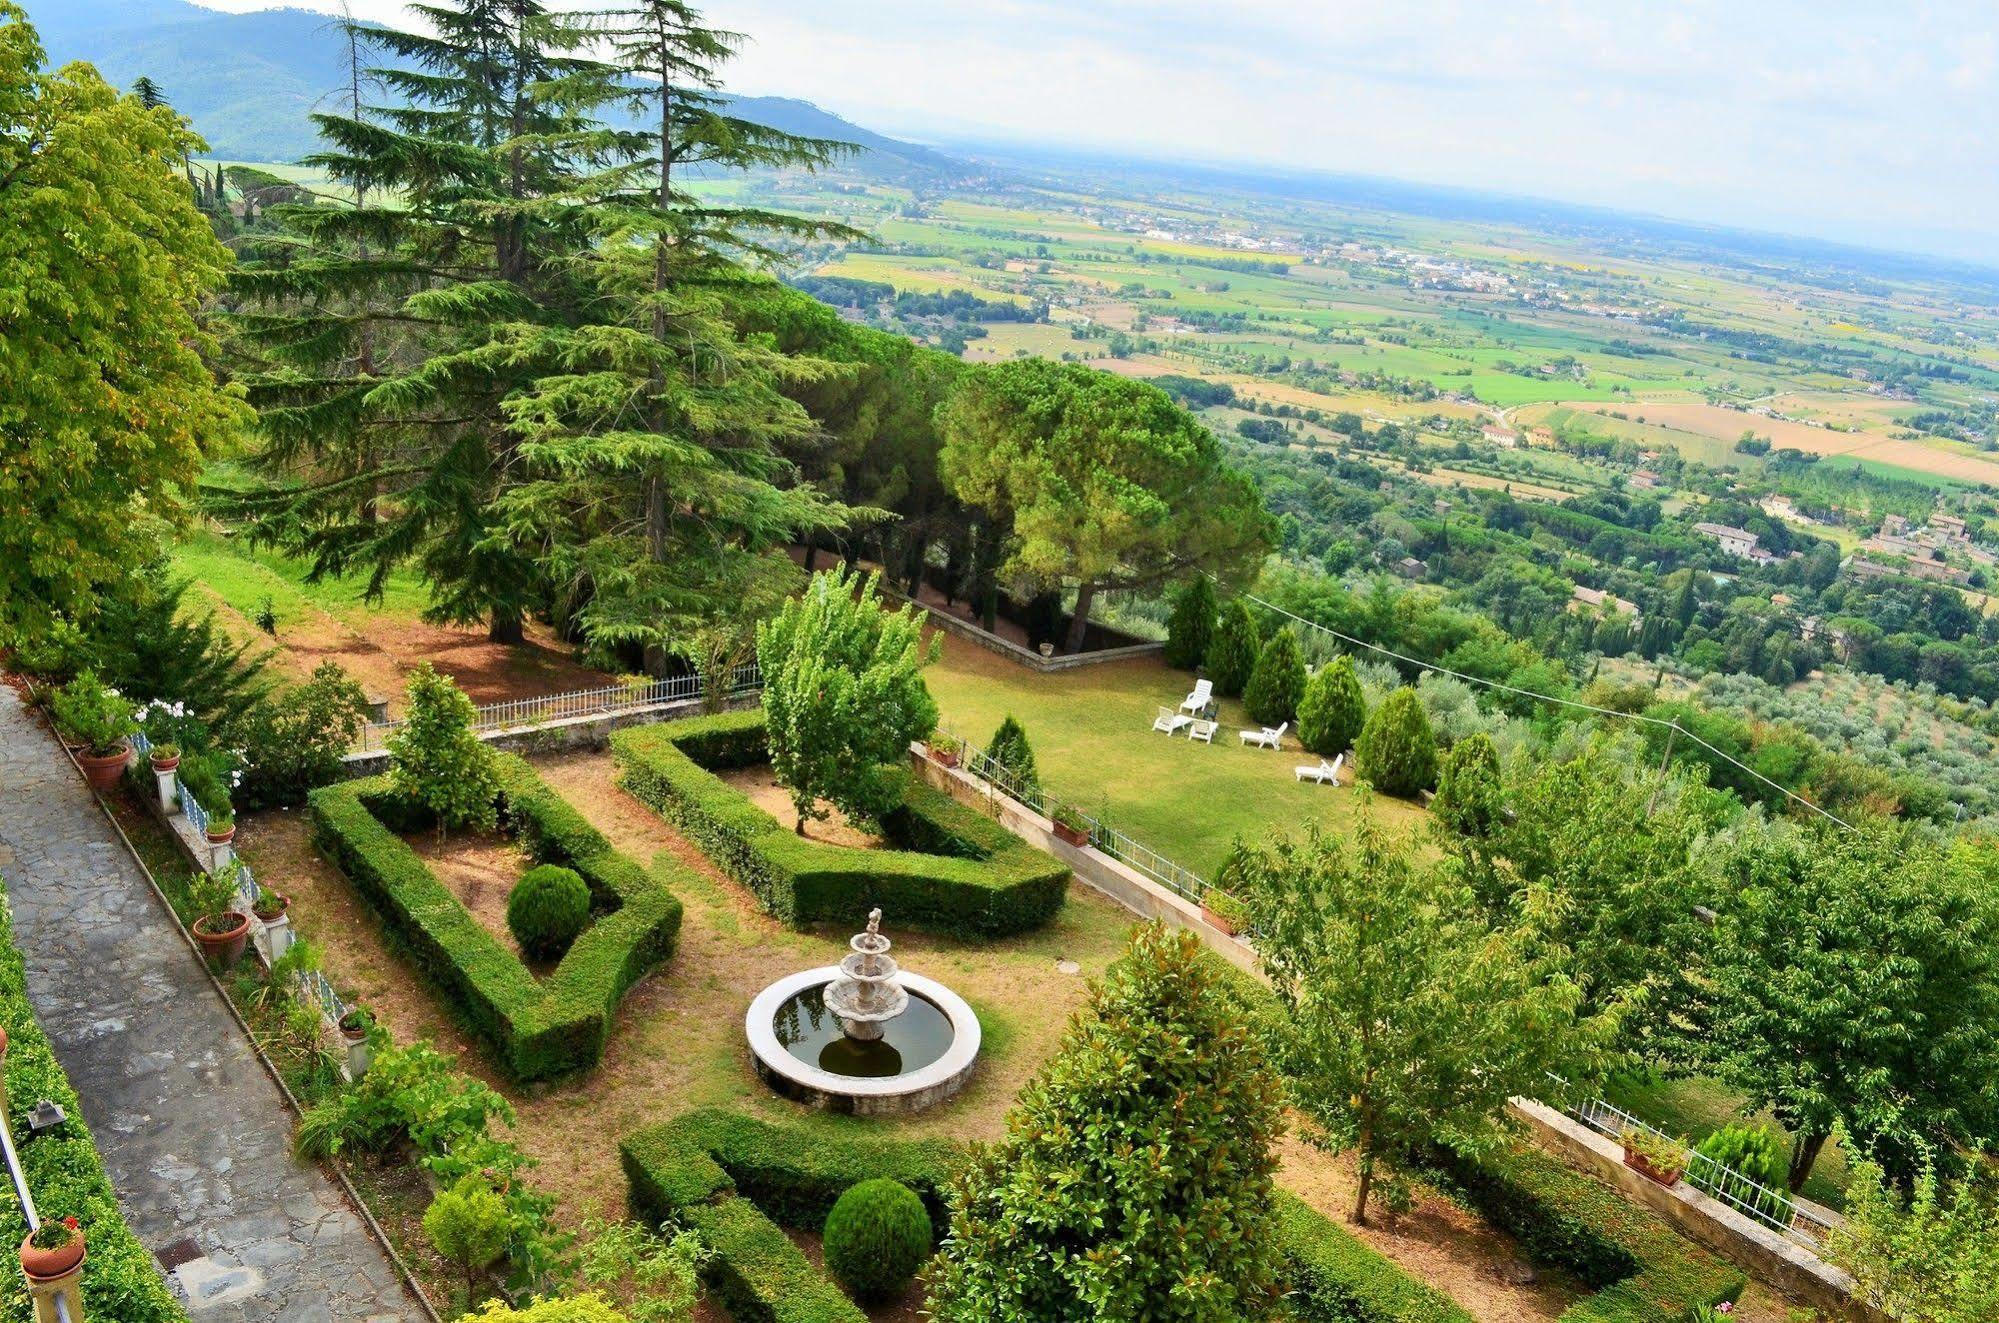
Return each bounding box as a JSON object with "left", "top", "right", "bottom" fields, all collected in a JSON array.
[
  {"left": 1297, "top": 655, "right": 1366, "bottom": 755},
  {"left": 1163, "top": 577, "right": 1218, "bottom": 671},
  {"left": 1243, "top": 629, "right": 1305, "bottom": 727},
  {"left": 1205, "top": 600, "right": 1260, "bottom": 698},
  {"left": 1354, "top": 687, "right": 1437, "bottom": 797}
]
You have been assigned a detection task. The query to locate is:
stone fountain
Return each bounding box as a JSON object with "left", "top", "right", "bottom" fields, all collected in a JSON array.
[{"left": 745, "top": 909, "right": 981, "bottom": 1115}]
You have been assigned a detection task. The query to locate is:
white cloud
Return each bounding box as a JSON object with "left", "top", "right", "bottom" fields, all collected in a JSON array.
[{"left": 191, "top": 0, "right": 1999, "bottom": 259}]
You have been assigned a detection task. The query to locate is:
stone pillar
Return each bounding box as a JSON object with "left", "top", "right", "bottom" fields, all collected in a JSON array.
[
  {"left": 153, "top": 768, "right": 177, "bottom": 813},
  {"left": 208, "top": 841, "right": 233, "bottom": 873},
  {"left": 259, "top": 914, "right": 292, "bottom": 964},
  {"left": 24, "top": 1261, "right": 84, "bottom": 1323}
]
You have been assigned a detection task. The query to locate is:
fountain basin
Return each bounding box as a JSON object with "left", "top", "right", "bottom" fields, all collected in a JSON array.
[{"left": 746, "top": 967, "right": 981, "bottom": 1115}]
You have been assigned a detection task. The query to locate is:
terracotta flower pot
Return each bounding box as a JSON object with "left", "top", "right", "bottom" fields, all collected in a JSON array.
[
  {"left": 252, "top": 893, "right": 289, "bottom": 924},
  {"left": 205, "top": 823, "right": 237, "bottom": 846},
  {"left": 1200, "top": 904, "right": 1239, "bottom": 936},
  {"left": 76, "top": 744, "right": 132, "bottom": 792},
  {"left": 931, "top": 747, "right": 960, "bottom": 769},
  {"left": 1621, "top": 1149, "right": 1683, "bottom": 1187},
  {"left": 1052, "top": 820, "right": 1089, "bottom": 847},
  {"left": 192, "top": 911, "right": 251, "bottom": 970},
  {"left": 19, "top": 1223, "right": 84, "bottom": 1281}
]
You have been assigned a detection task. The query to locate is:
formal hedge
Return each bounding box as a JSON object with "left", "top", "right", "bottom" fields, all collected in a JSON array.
[
  {"left": 307, "top": 754, "right": 684, "bottom": 1080},
  {"left": 623, "top": 1109, "right": 1471, "bottom": 1323},
  {"left": 0, "top": 877, "right": 189, "bottom": 1323},
  {"left": 1430, "top": 1140, "right": 1745, "bottom": 1323},
  {"left": 612, "top": 712, "right": 1068, "bottom": 939}
]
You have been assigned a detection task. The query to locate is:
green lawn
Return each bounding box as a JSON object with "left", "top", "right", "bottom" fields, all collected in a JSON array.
[{"left": 923, "top": 632, "right": 1428, "bottom": 879}]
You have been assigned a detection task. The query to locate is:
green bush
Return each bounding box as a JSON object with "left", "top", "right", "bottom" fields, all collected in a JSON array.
[
  {"left": 1694, "top": 1124, "right": 1789, "bottom": 1221},
  {"left": 1297, "top": 655, "right": 1366, "bottom": 756},
  {"left": 822, "top": 1179, "right": 932, "bottom": 1304},
  {"left": 0, "top": 877, "right": 190, "bottom": 1323},
  {"left": 50, "top": 669, "right": 137, "bottom": 755},
  {"left": 507, "top": 865, "right": 590, "bottom": 962},
  {"left": 985, "top": 714, "right": 1040, "bottom": 795},
  {"left": 308, "top": 754, "right": 683, "bottom": 1080},
  {"left": 1163, "top": 576, "right": 1218, "bottom": 670},
  {"left": 1430, "top": 1139, "right": 1744, "bottom": 1322},
  {"left": 1205, "top": 599, "right": 1260, "bottom": 698},
  {"left": 1354, "top": 687, "right": 1438, "bottom": 797},
  {"left": 237, "top": 661, "right": 370, "bottom": 810},
  {"left": 1244, "top": 628, "right": 1306, "bottom": 727},
  {"left": 387, "top": 663, "right": 499, "bottom": 834},
  {"left": 1277, "top": 1193, "right": 1472, "bottom": 1322},
  {"left": 612, "top": 711, "right": 1067, "bottom": 939},
  {"left": 1432, "top": 733, "right": 1503, "bottom": 839}
]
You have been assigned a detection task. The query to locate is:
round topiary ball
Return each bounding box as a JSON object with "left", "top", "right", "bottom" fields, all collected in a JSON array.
[
  {"left": 506, "top": 864, "right": 590, "bottom": 961},
  {"left": 822, "top": 1178, "right": 932, "bottom": 1304}
]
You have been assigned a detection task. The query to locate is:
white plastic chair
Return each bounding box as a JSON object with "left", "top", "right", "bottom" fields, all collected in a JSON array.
[
  {"left": 1180, "top": 679, "right": 1213, "bottom": 714},
  {"left": 1188, "top": 719, "right": 1218, "bottom": 744},
  {"left": 1295, "top": 753, "right": 1344, "bottom": 784},
  {"left": 1153, "top": 708, "right": 1192, "bottom": 736},
  {"left": 1240, "top": 721, "right": 1288, "bottom": 750}
]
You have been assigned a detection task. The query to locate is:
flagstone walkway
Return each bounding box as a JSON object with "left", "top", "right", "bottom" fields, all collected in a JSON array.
[{"left": 0, "top": 683, "right": 419, "bottom": 1323}]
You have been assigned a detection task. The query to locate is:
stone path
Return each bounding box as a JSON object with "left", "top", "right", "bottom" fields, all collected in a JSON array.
[{"left": 0, "top": 684, "right": 420, "bottom": 1323}]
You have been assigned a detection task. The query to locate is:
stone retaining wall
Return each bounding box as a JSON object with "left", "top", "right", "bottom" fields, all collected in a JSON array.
[
  {"left": 885, "top": 587, "right": 1166, "bottom": 672},
  {"left": 340, "top": 693, "right": 758, "bottom": 778}
]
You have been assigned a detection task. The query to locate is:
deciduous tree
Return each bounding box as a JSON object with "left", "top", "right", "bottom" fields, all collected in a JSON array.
[
  {"left": 388, "top": 664, "right": 500, "bottom": 834},
  {"left": 1828, "top": 1154, "right": 1999, "bottom": 1323}
]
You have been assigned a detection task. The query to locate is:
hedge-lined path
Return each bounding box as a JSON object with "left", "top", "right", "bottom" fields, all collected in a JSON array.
[{"left": 0, "top": 683, "right": 419, "bottom": 1323}]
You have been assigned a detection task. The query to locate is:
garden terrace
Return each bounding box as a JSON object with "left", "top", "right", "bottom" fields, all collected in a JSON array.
[
  {"left": 306, "top": 751, "right": 684, "bottom": 1081},
  {"left": 611, "top": 710, "right": 1070, "bottom": 939}
]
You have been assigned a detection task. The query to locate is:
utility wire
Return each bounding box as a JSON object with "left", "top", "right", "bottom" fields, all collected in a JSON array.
[{"left": 1222, "top": 577, "right": 1855, "bottom": 830}]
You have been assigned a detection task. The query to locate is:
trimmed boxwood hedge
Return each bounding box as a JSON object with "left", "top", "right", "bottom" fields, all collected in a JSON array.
[
  {"left": 307, "top": 754, "right": 683, "bottom": 1081},
  {"left": 0, "top": 876, "right": 189, "bottom": 1323},
  {"left": 611, "top": 711, "right": 1068, "bottom": 939},
  {"left": 621, "top": 1109, "right": 1466, "bottom": 1323},
  {"left": 1430, "top": 1140, "right": 1745, "bottom": 1323}
]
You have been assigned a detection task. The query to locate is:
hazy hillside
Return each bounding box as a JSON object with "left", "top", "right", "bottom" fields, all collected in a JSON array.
[{"left": 29, "top": 0, "right": 962, "bottom": 173}]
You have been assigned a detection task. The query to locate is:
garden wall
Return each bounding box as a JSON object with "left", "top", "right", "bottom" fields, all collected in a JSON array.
[{"left": 339, "top": 692, "right": 759, "bottom": 779}]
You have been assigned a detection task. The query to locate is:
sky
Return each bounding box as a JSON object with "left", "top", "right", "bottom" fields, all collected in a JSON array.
[{"left": 193, "top": 0, "right": 1999, "bottom": 262}]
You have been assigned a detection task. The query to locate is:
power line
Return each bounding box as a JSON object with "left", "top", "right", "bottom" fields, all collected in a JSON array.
[{"left": 1222, "top": 578, "right": 1855, "bottom": 830}]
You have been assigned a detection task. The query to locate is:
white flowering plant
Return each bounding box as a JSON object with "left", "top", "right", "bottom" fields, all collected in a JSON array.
[{"left": 49, "top": 671, "right": 138, "bottom": 755}]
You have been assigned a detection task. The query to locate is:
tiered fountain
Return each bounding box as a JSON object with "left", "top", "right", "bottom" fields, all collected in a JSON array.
[{"left": 746, "top": 909, "right": 981, "bottom": 1115}]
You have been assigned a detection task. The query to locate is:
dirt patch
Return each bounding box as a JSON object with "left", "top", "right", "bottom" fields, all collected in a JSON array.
[
  {"left": 404, "top": 826, "right": 540, "bottom": 969},
  {"left": 716, "top": 765, "right": 884, "bottom": 848}
]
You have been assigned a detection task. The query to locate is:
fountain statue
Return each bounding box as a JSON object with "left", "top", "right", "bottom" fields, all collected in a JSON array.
[
  {"left": 822, "top": 909, "right": 908, "bottom": 1041},
  {"left": 745, "top": 906, "right": 982, "bottom": 1115}
]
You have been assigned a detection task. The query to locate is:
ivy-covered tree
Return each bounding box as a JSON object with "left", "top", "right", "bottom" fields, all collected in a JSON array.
[
  {"left": 1163, "top": 576, "right": 1218, "bottom": 671},
  {"left": 1683, "top": 823, "right": 1999, "bottom": 1190},
  {"left": 928, "top": 924, "right": 1285, "bottom": 1321},
  {"left": 757, "top": 567, "right": 938, "bottom": 833},
  {"left": 388, "top": 664, "right": 500, "bottom": 834},
  {"left": 1236, "top": 812, "right": 1605, "bottom": 1224},
  {"left": 1353, "top": 688, "right": 1437, "bottom": 797},
  {"left": 1296, "top": 655, "right": 1365, "bottom": 756},
  {"left": 940, "top": 360, "right": 1274, "bottom": 654},
  {"left": 1242, "top": 629, "right": 1305, "bottom": 727},
  {"left": 0, "top": 5, "right": 242, "bottom": 647},
  {"left": 985, "top": 714, "right": 1040, "bottom": 795},
  {"left": 1205, "top": 600, "right": 1261, "bottom": 699}
]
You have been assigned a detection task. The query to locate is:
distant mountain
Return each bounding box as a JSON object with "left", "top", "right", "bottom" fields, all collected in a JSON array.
[{"left": 28, "top": 0, "right": 963, "bottom": 175}]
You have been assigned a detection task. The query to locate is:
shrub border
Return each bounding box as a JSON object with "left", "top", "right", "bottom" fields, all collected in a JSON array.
[
  {"left": 611, "top": 711, "right": 1068, "bottom": 939},
  {"left": 306, "top": 754, "right": 683, "bottom": 1081},
  {"left": 0, "top": 875, "right": 189, "bottom": 1323},
  {"left": 621, "top": 1108, "right": 1469, "bottom": 1323}
]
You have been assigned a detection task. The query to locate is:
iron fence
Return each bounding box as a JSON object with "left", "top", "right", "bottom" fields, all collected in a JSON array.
[
  {"left": 1561, "top": 1089, "right": 1838, "bottom": 1248},
  {"left": 355, "top": 663, "right": 762, "bottom": 750}
]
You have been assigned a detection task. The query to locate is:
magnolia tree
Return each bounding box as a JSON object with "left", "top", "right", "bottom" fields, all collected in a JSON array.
[{"left": 757, "top": 566, "right": 938, "bottom": 834}]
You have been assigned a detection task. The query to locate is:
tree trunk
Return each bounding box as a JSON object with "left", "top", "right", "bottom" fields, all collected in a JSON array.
[
  {"left": 1352, "top": 1155, "right": 1374, "bottom": 1227},
  {"left": 802, "top": 539, "right": 819, "bottom": 573},
  {"left": 488, "top": 611, "right": 524, "bottom": 646},
  {"left": 1788, "top": 1129, "right": 1829, "bottom": 1192},
  {"left": 1064, "top": 582, "right": 1098, "bottom": 654}
]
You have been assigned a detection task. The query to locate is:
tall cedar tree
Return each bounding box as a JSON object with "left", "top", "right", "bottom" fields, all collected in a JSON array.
[
  {"left": 498, "top": 1, "right": 863, "bottom": 674},
  {"left": 928, "top": 925, "right": 1284, "bottom": 1322},
  {"left": 1205, "top": 600, "right": 1260, "bottom": 698},
  {"left": 1296, "top": 655, "right": 1365, "bottom": 756},
  {"left": 226, "top": 1, "right": 630, "bottom": 644},
  {"left": 939, "top": 360, "right": 1274, "bottom": 654},
  {"left": 1242, "top": 628, "right": 1305, "bottom": 727},
  {"left": 1163, "top": 575, "right": 1218, "bottom": 670}
]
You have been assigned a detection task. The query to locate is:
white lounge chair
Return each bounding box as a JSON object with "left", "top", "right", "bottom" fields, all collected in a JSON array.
[
  {"left": 1295, "top": 753, "right": 1344, "bottom": 785},
  {"left": 1188, "top": 719, "right": 1218, "bottom": 744},
  {"left": 1180, "top": 679, "right": 1213, "bottom": 714},
  {"left": 1240, "top": 721, "right": 1288, "bottom": 750},
  {"left": 1152, "top": 707, "right": 1193, "bottom": 736}
]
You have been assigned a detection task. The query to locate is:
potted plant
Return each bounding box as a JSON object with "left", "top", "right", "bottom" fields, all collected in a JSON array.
[
  {"left": 1050, "top": 804, "right": 1091, "bottom": 848},
  {"left": 19, "top": 1217, "right": 83, "bottom": 1281},
  {"left": 1201, "top": 889, "right": 1249, "bottom": 937},
  {"left": 49, "top": 672, "right": 137, "bottom": 791},
  {"left": 1620, "top": 1128, "right": 1688, "bottom": 1187},
  {"left": 253, "top": 886, "right": 293, "bottom": 960},
  {"left": 147, "top": 740, "right": 182, "bottom": 774},
  {"left": 189, "top": 867, "right": 251, "bottom": 971},
  {"left": 338, "top": 1006, "right": 374, "bottom": 1078},
  {"left": 928, "top": 733, "right": 961, "bottom": 769}
]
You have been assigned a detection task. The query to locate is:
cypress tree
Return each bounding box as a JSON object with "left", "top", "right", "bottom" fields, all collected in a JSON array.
[
  {"left": 1297, "top": 655, "right": 1366, "bottom": 755},
  {"left": 1243, "top": 628, "right": 1305, "bottom": 727},
  {"left": 1354, "top": 688, "right": 1438, "bottom": 798},
  {"left": 1206, "top": 599, "right": 1260, "bottom": 698},
  {"left": 1163, "top": 575, "right": 1217, "bottom": 670},
  {"left": 985, "top": 714, "right": 1039, "bottom": 794}
]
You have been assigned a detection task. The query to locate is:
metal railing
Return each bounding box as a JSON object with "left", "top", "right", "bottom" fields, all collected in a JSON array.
[
  {"left": 1562, "top": 1090, "right": 1839, "bottom": 1249},
  {"left": 941, "top": 724, "right": 1217, "bottom": 907},
  {"left": 355, "top": 663, "right": 763, "bottom": 750},
  {"left": 295, "top": 969, "right": 347, "bottom": 1025},
  {"left": 0, "top": 1079, "right": 77, "bottom": 1320},
  {"left": 175, "top": 774, "right": 208, "bottom": 838}
]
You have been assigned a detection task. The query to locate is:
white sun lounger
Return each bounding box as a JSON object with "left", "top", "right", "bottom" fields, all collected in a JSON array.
[
  {"left": 1153, "top": 708, "right": 1193, "bottom": 736},
  {"left": 1180, "top": 679, "right": 1213, "bottom": 714},
  {"left": 1295, "top": 753, "right": 1344, "bottom": 784},
  {"left": 1240, "top": 721, "right": 1288, "bottom": 750}
]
